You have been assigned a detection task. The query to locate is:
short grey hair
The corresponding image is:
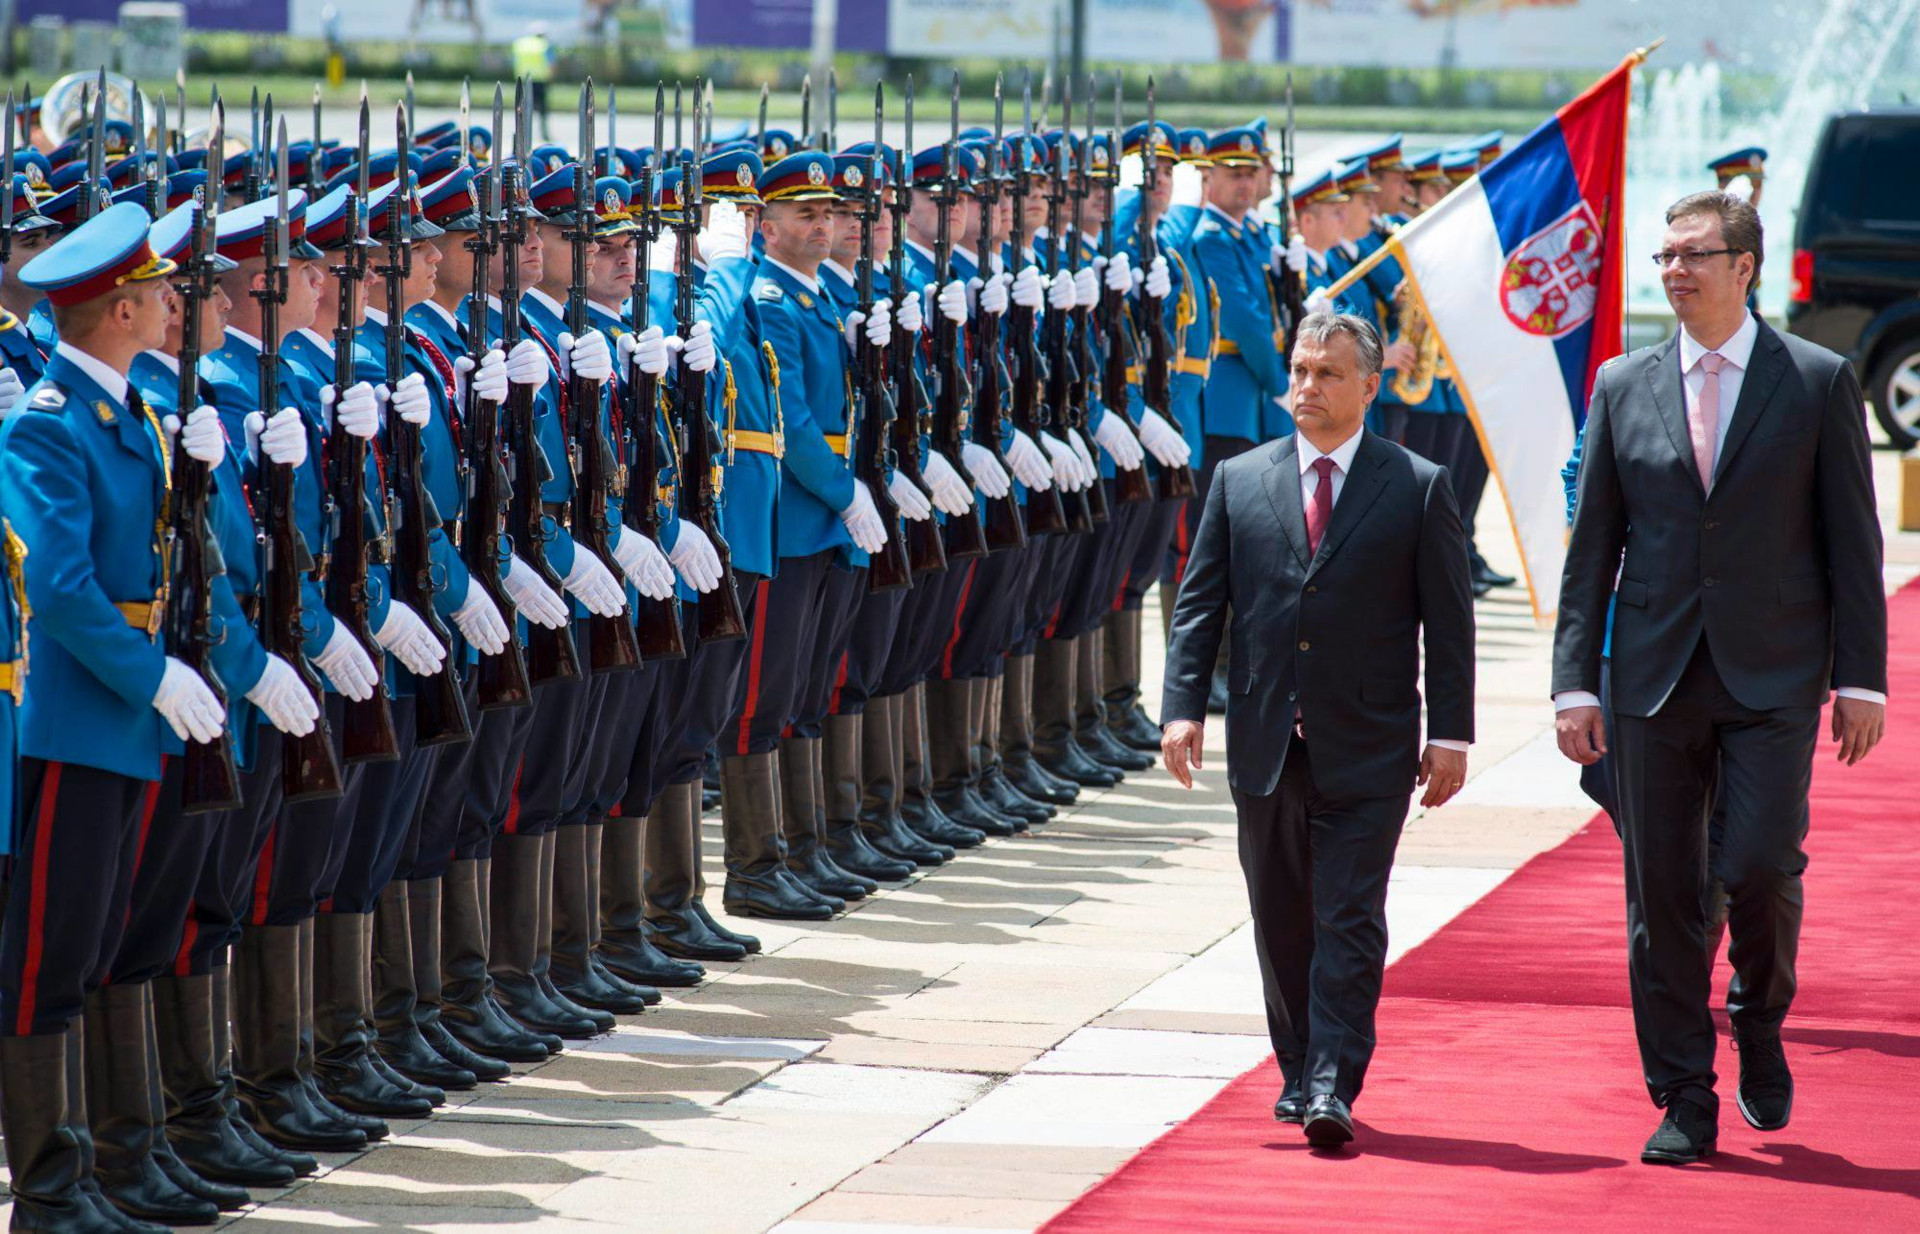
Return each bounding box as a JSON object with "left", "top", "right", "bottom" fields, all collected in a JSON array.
[{"left": 1292, "top": 311, "right": 1383, "bottom": 377}]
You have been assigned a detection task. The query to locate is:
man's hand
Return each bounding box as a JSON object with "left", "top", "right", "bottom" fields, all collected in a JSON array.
[
  {"left": 1383, "top": 340, "right": 1418, "bottom": 372},
  {"left": 1832, "top": 695, "right": 1886, "bottom": 766},
  {"left": 1417, "top": 744, "right": 1468, "bottom": 809},
  {"left": 1555, "top": 705, "right": 1607, "bottom": 765},
  {"left": 1161, "top": 719, "right": 1204, "bottom": 789}
]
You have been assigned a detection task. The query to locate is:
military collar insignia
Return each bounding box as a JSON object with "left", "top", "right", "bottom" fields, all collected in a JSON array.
[
  {"left": 93, "top": 399, "right": 116, "bottom": 424},
  {"left": 796, "top": 290, "right": 813, "bottom": 308}
]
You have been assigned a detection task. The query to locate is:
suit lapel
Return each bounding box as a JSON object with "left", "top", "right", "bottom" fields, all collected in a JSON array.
[
  {"left": 1712, "top": 321, "right": 1787, "bottom": 485},
  {"left": 1307, "top": 432, "right": 1389, "bottom": 577},
  {"left": 1644, "top": 335, "right": 1698, "bottom": 493},
  {"left": 1260, "top": 435, "right": 1311, "bottom": 570}
]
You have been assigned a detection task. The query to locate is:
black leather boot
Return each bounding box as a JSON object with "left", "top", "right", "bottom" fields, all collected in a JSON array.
[
  {"left": 723, "top": 752, "right": 838, "bottom": 920},
  {"left": 1001, "top": 654, "right": 1079, "bottom": 806},
  {"left": 66, "top": 1021, "right": 164, "bottom": 1233},
  {"left": 647, "top": 780, "right": 760, "bottom": 955},
  {"left": 295, "top": 918, "right": 390, "bottom": 1141},
  {"left": 1077, "top": 631, "right": 1152, "bottom": 772},
  {"left": 1033, "top": 637, "right": 1119, "bottom": 787},
  {"left": 927, "top": 677, "right": 1021, "bottom": 836},
  {"left": 138, "top": 985, "right": 250, "bottom": 1212},
  {"left": 897, "top": 687, "right": 978, "bottom": 852},
  {"left": 488, "top": 835, "right": 600, "bottom": 1039},
  {"left": 581, "top": 820, "right": 663, "bottom": 1006},
  {"left": 859, "top": 691, "right": 958, "bottom": 865},
  {"left": 533, "top": 830, "right": 617, "bottom": 1032},
  {"left": 231, "top": 925, "right": 369, "bottom": 1152},
  {"left": 207, "top": 964, "right": 318, "bottom": 1178},
  {"left": 404, "top": 876, "right": 511, "bottom": 1082},
  {"left": 1103, "top": 608, "right": 1166, "bottom": 752},
  {"left": 972, "top": 676, "right": 1050, "bottom": 825},
  {"left": 371, "top": 881, "right": 479, "bottom": 1092},
  {"left": 439, "top": 858, "right": 557, "bottom": 1063},
  {"left": 822, "top": 712, "right": 916, "bottom": 881},
  {"left": 599, "top": 811, "right": 708, "bottom": 986},
  {"left": 151, "top": 972, "right": 295, "bottom": 1187},
  {"left": 313, "top": 911, "right": 439, "bottom": 1118},
  {"left": 85, "top": 985, "right": 221, "bottom": 1225},
  {"left": 780, "top": 736, "right": 868, "bottom": 902},
  {"left": 551, "top": 823, "right": 651, "bottom": 1015},
  {"left": 685, "top": 800, "right": 763, "bottom": 955},
  {"left": 1, "top": 1031, "right": 125, "bottom": 1232}
]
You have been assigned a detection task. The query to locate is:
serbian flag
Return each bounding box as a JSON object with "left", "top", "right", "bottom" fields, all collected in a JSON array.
[{"left": 1327, "top": 48, "right": 1647, "bottom": 621}]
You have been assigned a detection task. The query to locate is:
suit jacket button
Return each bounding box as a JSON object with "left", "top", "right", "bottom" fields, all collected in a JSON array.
[
  {"left": 1298, "top": 640, "right": 1310, "bottom": 651},
  {"left": 1703, "top": 520, "right": 1718, "bottom": 530},
  {"left": 1306, "top": 585, "right": 1318, "bottom": 594},
  {"left": 1703, "top": 577, "right": 1718, "bottom": 588}
]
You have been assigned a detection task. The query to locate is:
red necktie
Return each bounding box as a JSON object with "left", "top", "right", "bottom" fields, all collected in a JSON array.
[{"left": 1306, "top": 455, "right": 1336, "bottom": 556}]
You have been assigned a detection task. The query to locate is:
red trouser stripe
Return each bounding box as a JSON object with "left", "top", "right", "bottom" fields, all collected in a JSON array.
[
  {"left": 828, "top": 650, "right": 850, "bottom": 717},
  {"left": 121, "top": 765, "right": 165, "bottom": 945},
  {"left": 502, "top": 756, "right": 528, "bottom": 835},
  {"left": 941, "top": 560, "right": 979, "bottom": 679},
  {"left": 173, "top": 921, "right": 198, "bottom": 977},
  {"left": 733, "top": 579, "right": 774, "bottom": 756},
  {"left": 15, "top": 762, "right": 62, "bottom": 1035},
  {"left": 1111, "top": 566, "right": 1132, "bottom": 613},
  {"left": 250, "top": 826, "right": 277, "bottom": 926},
  {"left": 1172, "top": 502, "right": 1193, "bottom": 584}
]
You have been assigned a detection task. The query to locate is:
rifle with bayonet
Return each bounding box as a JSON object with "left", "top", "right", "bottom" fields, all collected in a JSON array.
[
  {"left": 257, "top": 121, "right": 346, "bottom": 801},
  {"left": 167, "top": 98, "right": 243, "bottom": 813},
  {"left": 382, "top": 103, "right": 474, "bottom": 745},
  {"left": 325, "top": 98, "right": 401, "bottom": 764},
  {"left": 2, "top": 90, "right": 14, "bottom": 270},
  {"left": 1135, "top": 81, "right": 1195, "bottom": 501},
  {"left": 930, "top": 74, "right": 987, "bottom": 561},
  {"left": 852, "top": 85, "right": 911, "bottom": 593},
  {"left": 1006, "top": 73, "right": 1066, "bottom": 537},
  {"left": 502, "top": 78, "right": 583, "bottom": 684},
  {"left": 971, "top": 74, "right": 1026, "bottom": 552},
  {"left": 461, "top": 86, "right": 534, "bottom": 709},
  {"left": 78, "top": 72, "right": 104, "bottom": 224},
  {"left": 622, "top": 83, "right": 686, "bottom": 660},
  {"left": 1096, "top": 81, "right": 1152, "bottom": 508},
  {"left": 887, "top": 78, "right": 945, "bottom": 578},
  {"left": 565, "top": 80, "right": 641, "bottom": 674},
  {"left": 1044, "top": 85, "right": 1093, "bottom": 536},
  {"left": 1068, "top": 84, "right": 1111, "bottom": 526},
  {"left": 1274, "top": 75, "right": 1305, "bottom": 367}
]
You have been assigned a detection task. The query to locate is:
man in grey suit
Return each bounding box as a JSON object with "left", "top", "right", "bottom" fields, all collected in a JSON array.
[
  {"left": 1554, "top": 191, "right": 1887, "bottom": 1165},
  {"left": 1161, "top": 312, "right": 1476, "bottom": 1149}
]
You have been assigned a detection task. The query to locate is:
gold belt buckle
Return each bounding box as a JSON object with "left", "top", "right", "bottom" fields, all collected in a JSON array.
[
  {"left": 772, "top": 427, "right": 785, "bottom": 459},
  {"left": 144, "top": 600, "right": 165, "bottom": 638}
]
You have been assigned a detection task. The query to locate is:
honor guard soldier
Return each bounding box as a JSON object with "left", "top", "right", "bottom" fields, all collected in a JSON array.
[
  {"left": 1709, "top": 145, "right": 1766, "bottom": 204},
  {"left": 1406, "top": 149, "right": 1452, "bottom": 214},
  {"left": 1, "top": 173, "right": 59, "bottom": 386},
  {"left": 1341, "top": 136, "right": 1420, "bottom": 442}
]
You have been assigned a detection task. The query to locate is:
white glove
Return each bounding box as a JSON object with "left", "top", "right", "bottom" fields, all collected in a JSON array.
[
  {"left": 152, "top": 656, "right": 227, "bottom": 744},
  {"left": 0, "top": 367, "right": 22, "bottom": 416},
  {"left": 1011, "top": 266, "right": 1045, "bottom": 311},
  {"left": 1068, "top": 427, "right": 1100, "bottom": 486},
  {"left": 1047, "top": 269, "right": 1076, "bottom": 312},
  {"left": 625, "top": 324, "right": 669, "bottom": 378},
  {"left": 313, "top": 623, "right": 379, "bottom": 702},
  {"left": 1304, "top": 287, "right": 1333, "bottom": 316},
  {"left": 667, "top": 521, "right": 722, "bottom": 593},
  {"left": 1284, "top": 233, "right": 1309, "bottom": 274},
  {"left": 389, "top": 372, "right": 431, "bottom": 426},
  {"left": 1093, "top": 413, "right": 1145, "bottom": 471},
  {"left": 1004, "top": 428, "right": 1053, "bottom": 491},
  {"left": 562, "top": 549, "right": 625, "bottom": 619},
  {"left": 244, "top": 653, "right": 320, "bottom": 736},
  {"left": 1135, "top": 407, "right": 1193, "bottom": 468},
  {"left": 506, "top": 338, "right": 551, "bottom": 391},
  {"left": 839, "top": 481, "right": 888, "bottom": 554},
  {"left": 1041, "top": 432, "right": 1085, "bottom": 491},
  {"left": 920, "top": 449, "right": 975, "bottom": 517},
  {"left": 502, "top": 553, "right": 569, "bottom": 629},
  {"left": 247, "top": 407, "right": 309, "bottom": 468},
  {"left": 371, "top": 603, "right": 447, "bottom": 677},
  {"left": 678, "top": 319, "right": 717, "bottom": 373},
  {"left": 610, "top": 524, "right": 676, "bottom": 601},
  {"left": 895, "top": 289, "right": 924, "bottom": 336},
  {"left": 961, "top": 441, "right": 1012, "bottom": 499},
  {"left": 845, "top": 299, "right": 892, "bottom": 349},
  {"left": 1143, "top": 255, "right": 1172, "bottom": 300},
  {"left": 559, "top": 329, "right": 614, "bottom": 383},
  {"left": 936, "top": 279, "right": 968, "bottom": 324},
  {"left": 1103, "top": 251, "right": 1132, "bottom": 293},
  {"left": 451, "top": 586, "right": 511, "bottom": 653},
  {"left": 1073, "top": 266, "right": 1099, "bottom": 307},
  {"left": 324, "top": 381, "right": 380, "bottom": 438},
  {"left": 698, "top": 198, "right": 750, "bottom": 264},
  {"left": 466, "top": 347, "right": 509, "bottom": 402},
  {"left": 164, "top": 406, "right": 226, "bottom": 465},
  {"left": 887, "top": 469, "right": 933, "bottom": 522},
  {"left": 976, "top": 272, "right": 1010, "bottom": 316}
]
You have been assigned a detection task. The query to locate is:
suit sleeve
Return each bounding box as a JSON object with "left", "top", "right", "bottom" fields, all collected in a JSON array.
[
  {"left": 760, "top": 297, "right": 857, "bottom": 514},
  {"left": 1160, "top": 464, "right": 1232, "bottom": 726},
  {"left": 1416, "top": 466, "right": 1476, "bottom": 743},
  {"left": 1817, "top": 357, "right": 1888, "bottom": 694},
  {"left": 1552, "top": 368, "right": 1628, "bottom": 697}
]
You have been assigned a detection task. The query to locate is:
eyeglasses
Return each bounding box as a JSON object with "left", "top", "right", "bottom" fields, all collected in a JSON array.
[{"left": 1650, "top": 247, "right": 1742, "bottom": 269}]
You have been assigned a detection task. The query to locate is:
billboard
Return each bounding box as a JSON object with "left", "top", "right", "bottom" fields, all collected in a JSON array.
[
  {"left": 21, "top": 0, "right": 289, "bottom": 34},
  {"left": 884, "top": 0, "right": 1282, "bottom": 63}
]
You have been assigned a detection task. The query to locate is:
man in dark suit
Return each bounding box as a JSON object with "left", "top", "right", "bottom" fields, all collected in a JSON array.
[
  {"left": 1554, "top": 191, "right": 1887, "bottom": 1165},
  {"left": 1161, "top": 312, "right": 1475, "bottom": 1149}
]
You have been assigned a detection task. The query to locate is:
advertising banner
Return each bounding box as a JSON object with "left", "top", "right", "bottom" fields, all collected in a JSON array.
[
  {"left": 22, "top": 0, "right": 289, "bottom": 34},
  {"left": 885, "top": 0, "right": 1282, "bottom": 63},
  {"left": 691, "top": 0, "right": 889, "bottom": 52}
]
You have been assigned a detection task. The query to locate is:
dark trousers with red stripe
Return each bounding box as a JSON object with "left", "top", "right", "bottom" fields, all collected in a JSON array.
[
  {"left": 111, "top": 757, "right": 228, "bottom": 985},
  {"left": 626, "top": 575, "right": 764, "bottom": 810},
  {"left": 0, "top": 759, "right": 151, "bottom": 1036},
  {"left": 831, "top": 587, "right": 909, "bottom": 717},
  {"left": 791, "top": 563, "right": 867, "bottom": 738},
  {"left": 503, "top": 625, "right": 599, "bottom": 840},
  {"left": 328, "top": 698, "right": 438, "bottom": 914},
  {"left": 1055, "top": 488, "right": 1150, "bottom": 641},
  {"left": 937, "top": 545, "right": 1029, "bottom": 681},
  {"left": 905, "top": 559, "right": 973, "bottom": 685},
  {"left": 1119, "top": 496, "right": 1183, "bottom": 614},
  {"left": 582, "top": 662, "right": 661, "bottom": 820},
  {"left": 727, "top": 552, "right": 835, "bottom": 758},
  {"left": 255, "top": 698, "right": 370, "bottom": 925},
  {"left": 1014, "top": 532, "right": 1076, "bottom": 655},
  {"left": 185, "top": 741, "right": 284, "bottom": 974},
  {"left": 446, "top": 683, "right": 540, "bottom": 862}
]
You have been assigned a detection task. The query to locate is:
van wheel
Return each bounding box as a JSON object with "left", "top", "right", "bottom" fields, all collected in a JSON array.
[{"left": 1869, "top": 339, "right": 1920, "bottom": 449}]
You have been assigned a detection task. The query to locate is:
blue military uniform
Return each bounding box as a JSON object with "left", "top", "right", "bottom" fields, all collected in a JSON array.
[{"left": 1192, "top": 125, "right": 1289, "bottom": 449}]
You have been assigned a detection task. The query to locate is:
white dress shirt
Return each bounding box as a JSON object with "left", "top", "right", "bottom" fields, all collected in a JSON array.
[
  {"left": 1298, "top": 428, "right": 1470, "bottom": 752},
  {"left": 1554, "top": 310, "right": 1885, "bottom": 710},
  {"left": 57, "top": 340, "right": 130, "bottom": 407}
]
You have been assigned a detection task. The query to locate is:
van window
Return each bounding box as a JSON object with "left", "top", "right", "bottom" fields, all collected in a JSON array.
[{"left": 1858, "top": 121, "right": 1920, "bottom": 229}]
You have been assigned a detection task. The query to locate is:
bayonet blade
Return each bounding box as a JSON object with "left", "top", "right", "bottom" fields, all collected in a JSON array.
[
  {"left": 672, "top": 81, "right": 682, "bottom": 154},
  {"left": 490, "top": 84, "right": 505, "bottom": 218},
  {"left": 703, "top": 79, "right": 713, "bottom": 151},
  {"left": 800, "top": 74, "right": 811, "bottom": 150},
  {"left": 356, "top": 96, "right": 371, "bottom": 242},
  {"left": 827, "top": 68, "right": 837, "bottom": 152},
  {"left": 903, "top": 75, "right": 913, "bottom": 164},
  {"left": 949, "top": 70, "right": 959, "bottom": 145},
  {"left": 3, "top": 91, "right": 15, "bottom": 238},
  {"left": 651, "top": 82, "right": 664, "bottom": 173},
  {"left": 275, "top": 117, "right": 290, "bottom": 265},
  {"left": 460, "top": 78, "right": 471, "bottom": 169},
  {"left": 607, "top": 85, "right": 617, "bottom": 175},
  {"left": 1022, "top": 69, "right": 1032, "bottom": 141},
  {"left": 756, "top": 83, "right": 767, "bottom": 152},
  {"left": 207, "top": 98, "right": 223, "bottom": 222},
  {"left": 406, "top": 71, "right": 416, "bottom": 141}
]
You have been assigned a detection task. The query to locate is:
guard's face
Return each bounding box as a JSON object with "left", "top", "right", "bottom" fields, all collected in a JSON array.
[
  {"left": 11, "top": 227, "right": 54, "bottom": 265},
  {"left": 1207, "top": 163, "right": 1262, "bottom": 218},
  {"left": 281, "top": 257, "right": 324, "bottom": 334},
  {"left": 203, "top": 283, "right": 232, "bottom": 352},
  {"left": 126, "top": 277, "right": 170, "bottom": 352},
  {"left": 515, "top": 220, "right": 544, "bottom": 286},
  {"left": 1289, "top": 333, "right": 1379, "bottom": 439},
  {"left": 760, "top": 200, "right": 834, "bottom": 267},
  {"left": 588, "top": 234, "right": 634, "bottom": 302},
  {"left": 406, "top": 236, "right": 441, "bottom": 304},
  {"left": 1341, "top": 193, "right": 1373, "bottom": 241},
  {"left": 1295, "top": 201, "right": 1340, "bottom": 252},
  {"left": 1375, "top": 169, "right": 1412, "bottom": 214},
  {"left": 1144, "top": 157, "right": 1176, "bottom": 214},
  {"left": 1416, "top": 179, "right": 1449, "bottom": 211}
]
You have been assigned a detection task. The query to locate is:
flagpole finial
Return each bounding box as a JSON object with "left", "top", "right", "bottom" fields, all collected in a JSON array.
[{"left": 1629, "top": 36, "right": 1667, "bottom": 65}]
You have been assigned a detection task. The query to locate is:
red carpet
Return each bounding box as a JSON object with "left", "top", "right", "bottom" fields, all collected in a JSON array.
[{"left": 1044, "top": 583, "right": 1920, "bottom": 1232}]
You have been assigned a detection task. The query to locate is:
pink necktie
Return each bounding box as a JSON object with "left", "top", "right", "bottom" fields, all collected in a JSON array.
[
  {"left": 1306, "top": 456, "right": 1336, "bottom": 556},
  {"left": 1691, "top": 352, "right": 1725, "bottom": 490}
]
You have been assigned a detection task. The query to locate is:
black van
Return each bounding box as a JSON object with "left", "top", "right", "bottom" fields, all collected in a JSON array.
[{"left": 1786, "top": 107, "right": 1920, "bottom": 446}]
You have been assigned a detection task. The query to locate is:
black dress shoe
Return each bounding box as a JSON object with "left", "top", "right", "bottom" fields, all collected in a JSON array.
[
  {"left": 168, "top": 1112, "right": 297, "bottom": 1187},
  {"left": 1303, "top": 1095, "right": 1354, "bottom": 1148},
  {"left": 377, "top": 1020, "right": 480, "bottom": 1092},
  {"left": 589, "top": 953, "right": 663, "bottom": 1006},
  {"left": 979, "top": 770, "right": 1054, "bottom": 823},
  {"left": 316, "top": 1050, "right": 438, "bottom": 1118},
  {"left": 724, "top": 872, "right": 838, "bottom": 920},
  {"left": 598, "top": 931, "right": 707, "bottom": 987},
  {"left": 420, "top": 1018, "right": 513, "bottom": 1081},
  {"left": 1471, "top": 575, "right": 1494, "bottom": 599},
  {"left": 440, "top": 993, "right": 555, "bottom": 1063},
  {"left": 222, "top": 1107, "right": 318, "bottom": 1177},
  {"left": 552, "top": 959, "right": 652, "bottom": 1016},
  {"left": 702, "top": 785, "right": 722, "bottom": 812},
  {"left": 1036, "top": 735, "right": 1119, "bottom": 788},
  {"left": 687, "top": 901, "right": 762, "bottom": 955},
  {"left": 1734, "top": 1031, "right": 1793, "bottom": 1131},
  {"left": 823, "top": 823, "right": 917, "bottom": 882},
  {"left": 1273, "top": 1080, "right": 1306, "bottom": 1124},
  {"left": 97, "top": 1156, "right": 221, "bottom": 1226},
  {"left": 1006, "top": 757, "right": 1078, "bottom": 806},
  {"left": 934, "top": 787, "right": 1021, "bottom": 837},
  {"left": 648, "top": 909, "right": 751, "bottom": 962},
  {"left": 155, "top": 1142, "right": 251, "bottom": 1211},
  {"left": 537, "top": 974, "right": 617, "bottom": 1033},
  {"left": 1470, "top": 553, "right": 1516, "bottom": 589},
  {"left": 899, "top": 797, "right": 979, "bottom": 852},
  {"left": 1642, "top": 1096, "right": 1717, "bottom": 1164},
  {"left": 961, "top": 784, "right": 1030, "bottom": 832},
  {"left": 788, "top": 848, "right": 876, "bottom": 901}
]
